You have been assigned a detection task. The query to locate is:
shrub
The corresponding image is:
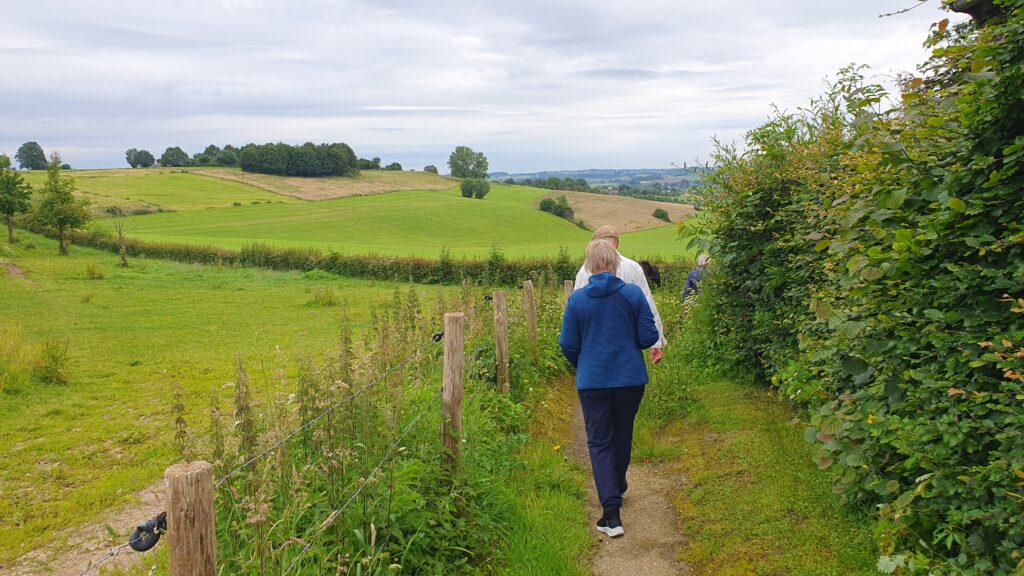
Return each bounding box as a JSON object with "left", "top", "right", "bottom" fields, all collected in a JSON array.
[
  {"left": 685, "top": 6, "right": 1024, "bottom": 571},
  {"left": 539, "top": 195, "right": 573, "bottom": 219},
  {"left": 460, "top": 178, "right": 490, "bottom": 199},
  {"left": 652, "top": 208, "right": 671, "bottom": 223}
]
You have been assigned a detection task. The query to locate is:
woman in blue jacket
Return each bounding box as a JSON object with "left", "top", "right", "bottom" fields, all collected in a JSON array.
[{"left": 559, "top": 239, "right": 661, "bottom": 537}]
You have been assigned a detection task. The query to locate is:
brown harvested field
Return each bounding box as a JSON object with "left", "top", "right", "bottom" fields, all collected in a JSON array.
[
  {"left": 195, "top": 168, "right": 459, "bottom": 200},
  {"left": 540, "top": 190, "right": 696, "bottom": 232}
]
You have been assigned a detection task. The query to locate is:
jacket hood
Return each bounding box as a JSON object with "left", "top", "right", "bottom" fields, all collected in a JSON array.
[{"left": 585, "top": 272, "right": 626, "bottom": 298}]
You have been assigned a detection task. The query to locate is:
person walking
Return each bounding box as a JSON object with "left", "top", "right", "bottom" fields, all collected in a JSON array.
[
  {"left": 682, "top": 254, "right": 710, "bottom": 301},
  {"left": 574, "top": 224, "right": 666, "bottom": 364},
  {"left": 560, "top": 240, "right": 661, "bottom": 537}
]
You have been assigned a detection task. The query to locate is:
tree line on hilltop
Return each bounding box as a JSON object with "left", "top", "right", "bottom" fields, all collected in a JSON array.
[
  {"left": 124, "top": 142, "right": 420, "bottom": 177},
  {"left": 503, "top": 176, "right": 591, "bottom": 192}
]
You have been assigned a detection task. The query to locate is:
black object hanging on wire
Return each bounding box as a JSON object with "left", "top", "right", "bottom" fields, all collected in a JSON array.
[{"left": 129, "top": 511, "right": 167, "bottom": 552}]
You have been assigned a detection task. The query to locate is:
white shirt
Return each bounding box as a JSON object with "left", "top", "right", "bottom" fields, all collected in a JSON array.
[{"left": 574, "top": 253, "right": 666, "bottom": 348}]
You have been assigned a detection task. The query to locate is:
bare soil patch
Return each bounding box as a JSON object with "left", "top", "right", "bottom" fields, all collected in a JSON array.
[
  {"left": 541, "top": 191, "right": 696, "bottom": 233},
  {"left": 2, "top": 261, "right": 36, "bottom": 287},
  {"left": 197, "top": 169, "right": 459, "bottom": 201},
  {"left": 4, "top": 483, "right": 165, "bottom": 576},
  {"left": 568, "top": 397, "right": 691, "bottom": 576}
]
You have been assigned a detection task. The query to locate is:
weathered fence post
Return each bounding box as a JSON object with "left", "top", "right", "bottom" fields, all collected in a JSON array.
[
  {"left": 492, "top": 291, "right": 510, "bottom": 393},
  {"left": 523, "top": 280, "right": 537, "bottom": 359},
  {"left": 441, "top": 312, "right": 465, "bottom": 473},
  {"left": 165, "top": 461, "right": 216, "bottom": 576},
  {"left": 563, "top": 279, "right": 574, "bottom": 303}
]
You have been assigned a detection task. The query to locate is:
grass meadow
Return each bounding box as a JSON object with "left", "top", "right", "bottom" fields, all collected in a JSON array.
[
  {"left": 0, "top": 232, "right": 458, "bottom": 563},
  {"left": 89, "top": 183, "right": 694, "bottom": 260},
  {"left": 19, "top": 168, "right": 299, "bottom": 213}
]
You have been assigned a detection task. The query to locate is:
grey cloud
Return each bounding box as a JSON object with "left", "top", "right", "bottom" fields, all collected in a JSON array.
[{"left": 0, "top": 0, "right": 964, "bottom": 171}]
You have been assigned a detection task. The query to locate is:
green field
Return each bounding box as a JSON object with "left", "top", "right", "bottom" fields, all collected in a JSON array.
[
  {"left": 91, "top": 183, "right": 693, "bottom": 260},
  {"left": 18, "top": 167, "right": 693, "bottom": 260},
  {"left": 20, "top": 168, "right": 301, "bottom": 213},
  {"left": 0, "top": 233, "right": 456, "bottom": 563}
]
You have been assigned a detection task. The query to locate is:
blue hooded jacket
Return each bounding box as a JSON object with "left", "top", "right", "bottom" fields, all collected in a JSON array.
[{"left": 559, "top": 272, "right": 660, "bottom": 390}]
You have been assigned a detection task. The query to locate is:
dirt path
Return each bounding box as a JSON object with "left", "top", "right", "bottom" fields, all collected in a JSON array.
[
  {"left": 2, "top": 261, "right": 37, "bottom": 287},
  {"left": 568, "top": 401, "right": 691, "bottom": 576},
  {"left": 4, "top": 483, "right": 164, "bottom": 576}
]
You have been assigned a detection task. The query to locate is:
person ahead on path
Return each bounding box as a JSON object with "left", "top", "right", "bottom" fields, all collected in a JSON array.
[
  {"left": 682, "top": 254, "right": 710, "bottom": 301},
  {"left": 574, "top": 224, "right": 666, "bottom": 365},
  {"left": 560, "top": 240, "right": 660, "bottom": 538}
]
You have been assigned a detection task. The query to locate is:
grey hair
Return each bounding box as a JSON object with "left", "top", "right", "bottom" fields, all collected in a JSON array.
[
  {"left": 585, "top": 239, "right": 620, "bottom": 275},
  {"left": 697, "top": 255, "right": 710, "bottom": 267}
]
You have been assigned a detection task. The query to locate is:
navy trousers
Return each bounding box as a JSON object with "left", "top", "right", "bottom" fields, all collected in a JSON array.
[{"left": 577, "top": 385, "right": 645, "bottom": 516}]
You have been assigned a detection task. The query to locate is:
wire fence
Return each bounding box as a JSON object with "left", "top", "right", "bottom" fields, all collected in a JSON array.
[
  {"left": 281, "top": 409, "right": 427, "bottom": 575},
  {"left": 68, "top": 280, "right": 557, "bottom": 576},
  {"left": 75, "top": 333, "right": 441, "bottom": 576}
]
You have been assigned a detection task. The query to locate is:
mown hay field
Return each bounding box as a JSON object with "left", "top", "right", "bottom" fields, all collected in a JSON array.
[
  {"left": 198, "top": 167, "right": 460, "bottom": 200},
  {"left": 540, "top": 189, "right": 695, "bottom": 233}
]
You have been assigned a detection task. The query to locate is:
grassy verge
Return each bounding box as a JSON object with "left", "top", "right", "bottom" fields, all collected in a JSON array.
[
  {"left": 667, "top": 379, "right": 877, "bottom": 575},
  {"left": 627, "top": 283, "right": 879, "bottom": 575},
  {"left": 499, "top": 377, "right": 591, "bottom": 576}
]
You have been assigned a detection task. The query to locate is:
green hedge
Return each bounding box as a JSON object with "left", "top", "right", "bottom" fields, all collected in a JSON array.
[
  {"left": 688, "top": 4, "right": 1023, "bottom": 574},
  {"left": 25, "top": 223, "right": 688, "bottom": 287}
]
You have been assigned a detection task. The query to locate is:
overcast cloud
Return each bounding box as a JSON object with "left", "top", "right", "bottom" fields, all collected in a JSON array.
[{"left": 0, "top": 0, "right": 963, "bottom": 172}]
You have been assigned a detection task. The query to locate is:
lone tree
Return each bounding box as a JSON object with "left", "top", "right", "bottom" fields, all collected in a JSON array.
[
  {"left": 159, "top": 146, "right": 190, "bottom": 167},
  {"left": 424, "top": 165, "right": 438, "bottom": 174},
  {"left": 33, "top": 153, "right": 90, "bottom": 255},
  {"left": 16, "top": 142, "right": 47, "bottom": 170},
  {"left": 447, "top": 146, "right": 488, "bottom": 179},
  {"left": 0, "top": 164, "right": 32, "bottom": 242},
  {"left": 460, "top": 178, "right": 490, "bottom": 199},
  {"left": 125, "top": 148, "right": 156, "bottom": 168}
]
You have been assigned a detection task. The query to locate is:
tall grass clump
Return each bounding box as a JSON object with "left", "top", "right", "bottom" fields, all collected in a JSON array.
[
  {"left": 0, "top": 323, "right": 33, "bottom": 394},
  {"left": 177, "top": 277, "right": 575, "bottom": 574},
  {"left": 682, "top": 6, "right": 1024, "bottom": 574}
]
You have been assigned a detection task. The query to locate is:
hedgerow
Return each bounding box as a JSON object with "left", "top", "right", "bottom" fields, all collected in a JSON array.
[
  {"left": 22, "top": 223, "right": 688, "bottom": 286},
  {"left": 686, "top": 3, "right": 1023, "bottom": 574}
]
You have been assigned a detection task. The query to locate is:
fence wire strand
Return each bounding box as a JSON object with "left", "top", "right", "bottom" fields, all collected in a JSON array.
[
  {"left": 75, "top": 337, "right": 437, "bottom": 575},
  {"left": 216, "top": 340, "right": 435, "bottom": 489},
  {"left": 281, "top": 409, "right": 427, "bottom": 576},
  {"left": 76, "top": 530, "right": 149, "bottom": 576}
]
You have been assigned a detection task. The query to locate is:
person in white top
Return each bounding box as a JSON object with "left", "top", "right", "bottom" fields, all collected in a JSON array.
[{"left": 574, "top": 224, "right": 666, "bottom": 364}]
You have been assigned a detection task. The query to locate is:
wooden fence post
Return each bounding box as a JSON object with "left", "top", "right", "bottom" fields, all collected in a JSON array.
[
  {"left": 523, "top": 280, "right": 537, "bottom": 359},
  {"left": 563, "top": 280, "right": 574, "bottom": 303},
  {"left": 166, "top": 461, "right": 215, "bottom": 576},
  {"left": 441, "top": 312, "right": 465, "bottom": 473},
  {"left": 492, "top": 291, "right": 510, "bottom": 393}
]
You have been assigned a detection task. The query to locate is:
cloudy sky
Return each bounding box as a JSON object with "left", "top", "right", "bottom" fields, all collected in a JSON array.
[{"left": 1, "top": 0, "right": 962, "bottom": 172}]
